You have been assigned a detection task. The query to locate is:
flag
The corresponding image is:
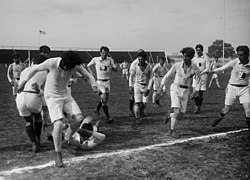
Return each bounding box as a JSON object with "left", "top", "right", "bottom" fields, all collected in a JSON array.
[{"left": 39, "top": 30, "right": 46, "bottom": 35}]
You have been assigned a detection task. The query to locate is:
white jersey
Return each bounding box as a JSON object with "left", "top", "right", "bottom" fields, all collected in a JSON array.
[
  {"left": 120, "top": 62, "right": 129, "bottom": 69},
  {"left": 214, "top": 58, "right": 250, "bottom": 85},
  {"left": 152, "top": 63, "right": 168, "bottom": 77},
  {"left": 129, "top": 63, "right": 153, "bottom": 86},
  {"left": 192, "top": 54, "right": 210, "bottom": 72},
  {"left": 7, "top": 62, "right": 26, "bottom": 82},
  {"left": 161, "top": 61, "right": 200, "bottom": 87},
  {"left": 87, "top": 56, "right": 116, "bottom": 80},
  {"left": 19, "top": 67, "right": 47, "bottom": 92}
]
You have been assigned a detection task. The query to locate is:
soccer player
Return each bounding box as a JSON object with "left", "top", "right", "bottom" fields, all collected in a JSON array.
[
  {"left": 150, "top": 56, "right": 169, "bottom": 107},
  {"left": 159, "top": 47, "right": 201, "bottom": 138},
  {"left": 191, "top": 44, "right": 210, "bottom": 114},
  {"left": 208, "top": 56, "right": 222, "bottom": 89},
  {"left": 87, "top": 46, "right": 117, "bottom": 123},
  {"left": 7, "top": 53, "right": 26, "bottom": 96},
  {"left": 16, "top": 55, "right": 48, "bottom": 153},
  {"left": 129, "top": 51, "right": 153, "bottom": 125},
  {"left": 207, "top": 45, "right": 250, "bottom": 135},
  {"left": 18, "top": 51, "right": 98, "bottom": 168},
  {"left": 128, "top": 49, "right": 145, "bottom": 117},
  {"left": 120, "top": 60, "right": 129, "bottom": 80},
  {"left": 69, "top": 116, "right": 105, "bottom": 150}
]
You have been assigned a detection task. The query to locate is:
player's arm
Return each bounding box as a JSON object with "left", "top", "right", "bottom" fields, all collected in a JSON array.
[
  {"left": 86, "top": 59, "right": 95, "bottom": 76},
  {"left": 213, "top": 60, "right": 235, "bottom": 73},
  {"left": 7, "top": 64, "right": 14, "bottom": 84},
  {"left": 159, "top": 65, "right": 176, "bottom": 91},
  {"left": 76, "top": 65, "right": 98, "bottom": 93},
  {"left": 17, "top": 61, "right": 50, "bottom": 93},
  {"left": 110, "top": 58, "right": 118, "bottom": 72}
]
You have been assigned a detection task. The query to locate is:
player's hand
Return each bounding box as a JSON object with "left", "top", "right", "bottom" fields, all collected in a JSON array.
[
  {"left": 129, "top": 86, "right": 133, "bottom": 94},
  {"left": 144, "top": 89, "right": 150, "bottom": 97},
  {"left": 190, "top": 90, "right": 199, "bottom": 100},
  {"left": 92, "top": 86, "right": 99, "bottom": 94},
  {"left": 17, "top": 80, "right": 27, "bottom": 93}
]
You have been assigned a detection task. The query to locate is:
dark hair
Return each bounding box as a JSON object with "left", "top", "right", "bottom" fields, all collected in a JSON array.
[
  {"left": 195, "top": 44, "right": 204, "bottom": 51},
  {"left": 80, "top": 122, "right": 93, "bottom": 139},
  {"left": 100, "top": 46, "right": 109, "bottom": 52},
  {"left": 39, "top": 45, "right": 51, "bottom": 53},
  {"left": 137, "top": 51, "right": 147, "bottom": 60},
  {"left": 236, "top": 45, "right": 249, "bottom": 55},
  {"left": 61, "top": 51, "right": 82, "bottom": 68},
  {"left": 159, "top": 56, "right": 166, "bottom": 61},
  {"left": 33, "top": 55, "right": 48, "bottom": 64},
  {"left": 180, "top": 47, "right": 195, "bottom": 58},
  {"left": 12, "top": 53, "right": 20, "bottom": 59}
]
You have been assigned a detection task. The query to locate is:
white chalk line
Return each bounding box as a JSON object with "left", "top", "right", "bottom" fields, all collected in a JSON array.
[{"left": 0, "top": 128, "right": 248, "bottom": 177}]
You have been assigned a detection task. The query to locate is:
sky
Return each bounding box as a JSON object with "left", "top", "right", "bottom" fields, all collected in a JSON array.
[{"left": 0, "top": 0, "right": 249, "bottom": 54}]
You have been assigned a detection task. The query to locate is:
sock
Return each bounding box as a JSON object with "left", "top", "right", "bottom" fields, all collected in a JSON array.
[
  {"left": 102, "top": 105, "right": 110, "bottom": 118},
  {"left": 96, "top": 101, "right": 102, "bottom": 112},
  {"left": 26, "top": 125, "right": 36, "bottom": 142},
  {"left": 129, "top": 99, "right": 134, "bottom": 112},
  {"left": 219, "top": 111, "right": 226, "bottom": 119},
  {"left": 34, "top": 122, "right": 43, "bottom": 141},
  {"left": 52, "top": 121, "right": 63, "bottom": 152},
  {"left": 170, "top": 115, "right": 177, "bottom": 130}
]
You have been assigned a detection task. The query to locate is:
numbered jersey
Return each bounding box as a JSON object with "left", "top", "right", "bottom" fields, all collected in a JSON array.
[
  {"left": 88, "top": 56, "right": 117, "bottom": 80},
  {"left": 229, "top": 58, "right": 250, "bottom": 85}
]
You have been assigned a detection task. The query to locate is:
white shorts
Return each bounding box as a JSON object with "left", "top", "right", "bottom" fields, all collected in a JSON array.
[
  {"left": 16, "top": 92, "right": 43, "bottom": 117},
  {"left": 225, "top": 84, "right": 250, "bottom": 105},
  {"left": 122, "top": 69, "right": 129, "bottom": 75},
  {"left": 134, "top": 83, "right": 149, "bottom": 103},
  {"left": 97, "top": 80, "right": 111, "bottom": 93},
  {"left": 153, "top": 77, "right": 166, "bottom": 91},
  {"left": 44, "top": 91, "right": 81, "bottom": 123},
  {"left": 170, "top": 83, "right": 190, "bottom": 113},
  {"left": 192, "top": 74, "right": 208, "bottom": 91}
]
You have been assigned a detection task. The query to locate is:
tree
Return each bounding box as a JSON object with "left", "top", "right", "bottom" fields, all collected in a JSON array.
[{"left": 208, "top": 40, "right": 235, "bottom": 58}]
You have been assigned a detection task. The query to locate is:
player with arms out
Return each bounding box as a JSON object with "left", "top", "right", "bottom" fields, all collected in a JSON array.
[
  {"left": 159, "top": 47, "right": 201, "bottom": 138},
  {"left": 18, "top": 51, "right": 98, "bottom": 168},
  {"left": 120, "top": 60, "right": 129, "bottom": 80},
  {"left": 207, "top": 45, "right": 250, "bottom": 136},
  {"left": 87, "top": 46, "right": 117, "bottom": 123}
]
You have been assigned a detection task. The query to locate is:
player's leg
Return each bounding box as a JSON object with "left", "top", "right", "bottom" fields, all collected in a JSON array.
[
  {"left": 215, "top": 77, "right": 222, "bottom": 89},
  {"left": 133, "top": 87, "right": 143, "bottom": 125},
  {"left": 33, "top": 112, "right": 43, "bottom": 147},
  {"left": 129, "top": 92, "right": 135, "bottom": 117},
  {"left": 24, "top": 115, "right": 40, "bottom": 152},
  {"left": 243, "top": 103, "right": 250, "bottom": 134},
  {"left": 208, "top": 77, "right": 214, "bottom": 89},
  {"left": 193, "top": 90, "right": 204, "bottom": 114}
]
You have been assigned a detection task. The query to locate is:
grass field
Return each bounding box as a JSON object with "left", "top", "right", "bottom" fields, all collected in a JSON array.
[{"left": 0, "top": 64, "right": 249, "bottom": 180}]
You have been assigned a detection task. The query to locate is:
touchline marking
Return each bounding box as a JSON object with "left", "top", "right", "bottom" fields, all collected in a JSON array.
[{"left": 0, "top": 128, "right": 248, "bottom": 177}]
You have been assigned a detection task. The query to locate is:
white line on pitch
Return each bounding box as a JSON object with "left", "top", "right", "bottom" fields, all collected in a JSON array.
[{"left": 0, "top": 128, "right": 248, "bottom": 177}]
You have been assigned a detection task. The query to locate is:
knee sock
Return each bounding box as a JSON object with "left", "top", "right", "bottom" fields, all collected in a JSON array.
[
  {"left": 52, "top": 121, "right": 63, "bottom": 152},
  {"left": 26, "top": 125, "right": 36, "bottom": 143},
  {"left": 102, "top": 105, "right": 110, "bottom": 118},
  {"left": 129, "top": 99, "right": 134, "bottom": 112},
  {"left": 170, "top": 115, "right": 177, "bottom": 130},
  {"left": 34, "top": 122, "right": 43, "bottom": 141},
  {"left": 96, "top": 101, "right": 102, "bottom": 112}
]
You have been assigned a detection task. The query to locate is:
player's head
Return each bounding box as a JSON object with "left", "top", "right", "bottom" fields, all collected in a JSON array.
[
  {"left": 39, "top": 45, "right": 51, "bottom": 58},
  {"left": 60, "top": 51, "right": 82, "bottom": 71},
  {"left": 180, "top": 47, "right": 195, "bottom": 64},
  {"left": 195, "top": 44, "right": 204, "bottom": 57},
  {"left": 79, "top": 117, "right": 94, "bottom": 140},
  {"left": 33, "top": 55, "right": 48, "bottom": 65},
  {"left": 12, "top": 53, "right": 20, "bottom": 63},
  {"left": 100, "top": 46, "right": 109, "bottom": 60},
  {"left": 159, "top": 56, "right": 166, "bottom": 66},
  {"left": 236, "top": 45, "right": 249, "bottom": 65},
  {"left": 137, "top": 51, "right": 147, "bottom": 65}
]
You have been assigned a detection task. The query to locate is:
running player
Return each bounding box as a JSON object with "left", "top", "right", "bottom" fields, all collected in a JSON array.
[
  {"left": 18, "top": 51, "right": 98, "bottom": 168},
  {"left": 87, "top": 46, "right": 117, "bottom": 123},
  {"left": 120, "top": 60, "right": 129, "bottom": 80},
  {"left": 207, "top": 45, "right": 250, "bottom": 136},
  {"left": 129, "top": 51, "right": 153, "bottom": 125},
  {"left": 150, "top": 56, "right": 168, "bottom": 107},
  {"left": 159, "top": 47, "right": 201, "bottom": 138},
  {"left": 7, "top": 53, "right": 26, "bottom": 96},
  {"left": 16, "top": 55, "right": 48, "bottom": 153},
  {"left": 192, "top": 44, "right": 210, "bottom": 113}
]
